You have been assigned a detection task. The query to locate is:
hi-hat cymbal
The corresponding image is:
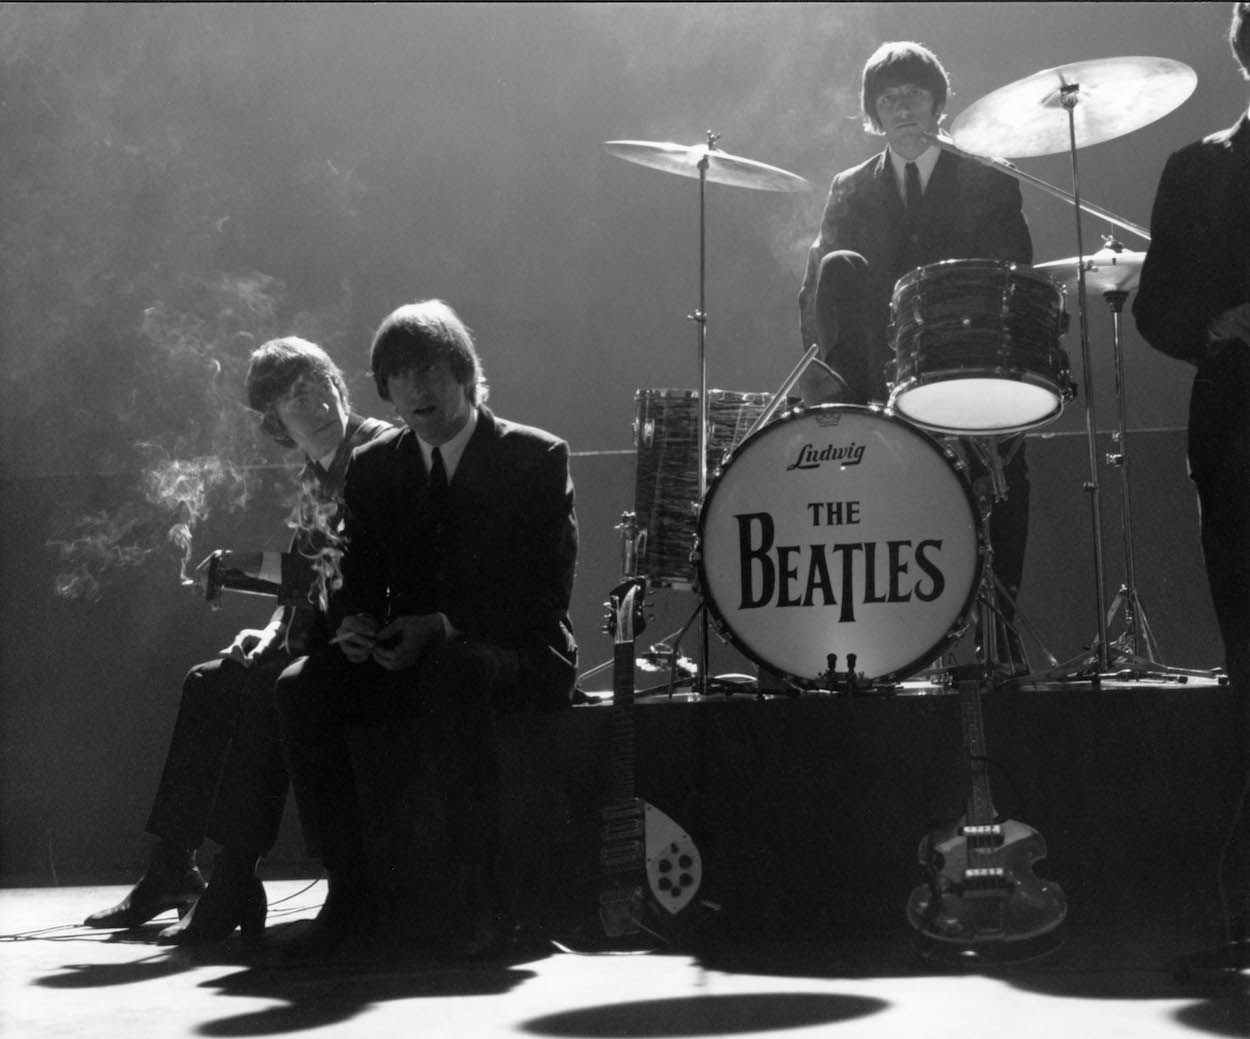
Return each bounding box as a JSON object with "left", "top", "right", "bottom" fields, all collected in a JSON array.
[
  {"left": 1035, "top": 246, "right": 1146, "bottom": 294},
  {"left": 603, "top": 140, "right": 810, "bottom": 193},
  {"left": 950, "top": 56, "right": 1197, "bottom": 158}
]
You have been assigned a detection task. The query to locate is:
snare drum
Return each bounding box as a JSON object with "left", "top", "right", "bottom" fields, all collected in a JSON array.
[
  {"left": 888, "top": 259, "right": 1068, "bottom": 435},
  {"left": 633, "top": 388, "right": 772, "bottom": 588},
  {"left": 696, "top": 405, "right": 983, "bottom": 685}
]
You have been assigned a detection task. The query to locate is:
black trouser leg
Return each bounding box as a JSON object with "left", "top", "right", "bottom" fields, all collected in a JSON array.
[
  {"left": 276, "top": 650, "right": 366, "bottom": 881},
  {"left": 807, "top": 249, "right": 877, "bottom": 403},
  {"left": 205, "top": 655, "right": 292, "bottom": 856},
  {"left": 146, "top": 654, "right": 290, "bottom": 854},
  {"left": 1190, "top": 349, "right": 1250, "bottom": 749}
]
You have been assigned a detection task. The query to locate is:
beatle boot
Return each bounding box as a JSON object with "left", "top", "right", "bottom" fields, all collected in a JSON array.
[
  {"left": 157, "top": 848, "right": 266, "bottom": 945},
  {"left": 84, "top": 841, "right": 205, "bottom": 928},
  {"left": 281, "top": 870, "right": 377, "bottom": 960}
]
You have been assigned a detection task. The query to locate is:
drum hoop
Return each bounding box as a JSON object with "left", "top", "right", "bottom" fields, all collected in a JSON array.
[
  {"left": 694, "top": 403, "right": 986, "bottom": 687},
  {"left": 892, "top": 257, "right": 1065, "bottom": 308}
]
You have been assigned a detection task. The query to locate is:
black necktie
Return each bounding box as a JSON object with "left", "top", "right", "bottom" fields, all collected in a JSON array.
[
  {"left": 428, "top": 446, "right": 448, "bottom": 500},
  {"left": 904, "top": 161, "right": 923, "bottom": 213}
]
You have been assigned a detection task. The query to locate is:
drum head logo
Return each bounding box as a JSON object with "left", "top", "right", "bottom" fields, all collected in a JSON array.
[
  {"left": 699, "top": 408, "right": 980, "bottom": 684},
  {"left": 786, "top": 440, "right": 866, "bottom": 470}
]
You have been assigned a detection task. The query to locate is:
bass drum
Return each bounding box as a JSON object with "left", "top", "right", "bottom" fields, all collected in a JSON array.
[{"left": 695, "top": 405, "right": 983, "bottom": 686}]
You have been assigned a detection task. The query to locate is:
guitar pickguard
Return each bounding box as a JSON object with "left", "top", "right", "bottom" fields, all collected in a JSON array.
[{"left": 644, "top": 802, "right": 702, "bottom": 916}]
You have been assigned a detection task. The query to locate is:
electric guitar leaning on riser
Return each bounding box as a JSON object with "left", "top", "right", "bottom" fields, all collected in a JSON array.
[{"left": 561, "top": 577, "right": 704, "bottom": 952}]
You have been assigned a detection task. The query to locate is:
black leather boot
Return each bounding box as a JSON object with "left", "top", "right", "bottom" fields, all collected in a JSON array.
[
  {"left": 280, "top": 871, "right": 376, "bottom": 960},
  {"left": 84, "top": 842, "right": 205, "bottom": 929},
  {"left": 157, "top": 848, "right": 266, "bottom": 944}
]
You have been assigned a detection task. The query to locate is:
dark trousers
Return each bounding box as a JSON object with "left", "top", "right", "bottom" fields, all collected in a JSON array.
[
  {"left": 811, "top": 249, "right": 1031, "bottom": 612},
  {"left": 1191, "top": 346, "right": 1250, "bottom": 697},
  {"left": 275, "top": 639, "right": 520, "bottom": 887},
  {"left": 145, "top": 654, "right": 292, "bottom": 856}
]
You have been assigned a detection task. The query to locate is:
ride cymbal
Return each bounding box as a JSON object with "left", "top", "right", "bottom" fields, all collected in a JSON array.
[{"left": 950, "top": 56, "right": 1196, "bottom": 158}]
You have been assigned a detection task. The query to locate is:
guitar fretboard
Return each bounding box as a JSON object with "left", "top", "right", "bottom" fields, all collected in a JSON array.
[{"left": 608, "top": 642, "right": 637, "bottom": 803}]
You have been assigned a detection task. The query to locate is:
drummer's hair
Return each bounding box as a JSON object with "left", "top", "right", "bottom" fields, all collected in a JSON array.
[
  {"left": 1231, "top": 3, "right": 1250, "bottom": 77},
  {"left": 860, "top": 41, "right": 950, "bottom": 133},
  {"left": 369, "top": 299, "right": 489, "bottom": 405}
]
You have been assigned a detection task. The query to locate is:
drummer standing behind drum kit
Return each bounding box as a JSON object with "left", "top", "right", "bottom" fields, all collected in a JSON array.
[{"left": 797, "top": 41, "right": 1033, "bottom": 643}]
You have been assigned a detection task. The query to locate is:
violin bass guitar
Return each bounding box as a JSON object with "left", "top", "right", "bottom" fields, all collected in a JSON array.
[{"left": 907, "top": 680, "right": 1066, "bottom": 956}]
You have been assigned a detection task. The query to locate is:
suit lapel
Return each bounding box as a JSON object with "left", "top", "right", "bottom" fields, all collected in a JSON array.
[
  {"left": 444, "top": 407, "right": 497, "bottom": 503},
  {"left": 872, "top": 150, "right": 903, "bottom": 216},
  {"left": 925, "top": 149, "right": 959, "bottom": 209}
]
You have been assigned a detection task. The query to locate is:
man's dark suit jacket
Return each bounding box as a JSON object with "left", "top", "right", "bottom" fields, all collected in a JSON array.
[
  {"left": 338, "top": 405, "right": 578, "bottom": 707},
  {"left": 1133, "top": 114, "right": 1250, "bottom": 684},
  {"left": 799, "top": 146, "right": 1033, "bottom": 403},
  {"left": 1134, "top": 114, "right": 1250, "bottom": 365},
  {"left": 282, "top": 413, "right": 392, "bottom": 651}
]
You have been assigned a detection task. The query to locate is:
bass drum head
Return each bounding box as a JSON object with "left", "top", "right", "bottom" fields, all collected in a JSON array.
[{"left": 696, "top": 405, "right": 983, "bottom": 685}]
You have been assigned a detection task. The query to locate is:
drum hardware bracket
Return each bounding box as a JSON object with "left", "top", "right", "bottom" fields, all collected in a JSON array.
[{"left": 820, "top": 653, "right": 863, "bottom": 696}]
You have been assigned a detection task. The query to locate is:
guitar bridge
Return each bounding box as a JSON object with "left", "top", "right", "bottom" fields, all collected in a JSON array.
[{"left": 960, "top": 866, "right": 1013, "bottom": 896}]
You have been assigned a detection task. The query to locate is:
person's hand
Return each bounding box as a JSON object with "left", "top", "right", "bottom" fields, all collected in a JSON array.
[
  {"left": 1209, "top": 303, "right": 1250, "bottom": 347},
  {"left": 333, "top": 613, "right": 380, "bottom": 663},
  {"left": 371, "top": 614, "right": 445, "bottom": 672},
  {"left": 220, "top": 626, "right": 279, "bottom": 667}
]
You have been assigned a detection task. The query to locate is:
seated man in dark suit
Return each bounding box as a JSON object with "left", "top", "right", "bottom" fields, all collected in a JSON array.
[
  {"left": 276, "top": 299, "right": 579, "bottom": 957},
  {"left": 84, "top": 337, "right": 390, "bottom": 943},
  {"left": 797, "top": 40, "right": 1034, "bottom": 637}
]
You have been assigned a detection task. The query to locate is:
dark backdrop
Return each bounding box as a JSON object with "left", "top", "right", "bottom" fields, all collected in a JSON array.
[{"left": 0, "top": 2, "right": 1242, "bottom": 881}]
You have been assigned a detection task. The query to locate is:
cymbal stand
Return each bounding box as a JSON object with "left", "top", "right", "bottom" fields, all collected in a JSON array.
[
  {"left": 1051, "top": 84, "right": 1111, "bottom": 677},
  {"left": 691, "top": 131, "right": 716, "bottom": 694},
  {"left": 966, "top": 438, "right": 1056, "bottom": 680},
  {"left": 1100, "top": 280, "right": 1161, "bottom": 667}
]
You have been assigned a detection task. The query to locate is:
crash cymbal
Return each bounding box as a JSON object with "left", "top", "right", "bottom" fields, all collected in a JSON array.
[
  {"left": 950, "top": 56, "right": 1197, "bottom": 158},
  {"left": 603, "top": 139, "right": 810, "bottom": 193},
  {"left": 1035, "top": 246, "right": 1146, "bottom": 294}
]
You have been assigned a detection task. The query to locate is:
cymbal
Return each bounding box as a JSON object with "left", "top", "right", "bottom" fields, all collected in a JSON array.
[
  {"left": 950, "top": 56, "right": 1197, "bottom": 158},
  {"left": 603, "top": 140, "right": 810, "bottom": 193},
  {"left": 1035, "top": 246, "right": 1146, "bottom": 294}
]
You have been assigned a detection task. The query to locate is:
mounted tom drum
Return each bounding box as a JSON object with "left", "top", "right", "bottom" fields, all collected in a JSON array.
[{"left": 888, "top": 259, "right": 1069, "bottom": 435}]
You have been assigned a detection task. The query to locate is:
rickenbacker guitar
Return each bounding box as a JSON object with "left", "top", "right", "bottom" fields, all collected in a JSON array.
[
  {"left": 907, "top": 679, "right": 1066, "bottom": 954},
  {"left": 594, "top": 577, "right": 703, "bottom": 945}
]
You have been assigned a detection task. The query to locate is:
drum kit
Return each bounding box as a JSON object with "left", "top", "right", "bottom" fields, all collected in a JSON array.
[{"left": 604, "top": 55, "right": 1213, "bottom": 696}]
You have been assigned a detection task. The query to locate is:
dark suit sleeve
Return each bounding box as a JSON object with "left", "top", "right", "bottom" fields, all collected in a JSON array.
[
  {"left": 506, "top": 436, "right": 577, "bottom": 648},
  {"left": 971, "top": 169, "right": 1032, "bottom": 265},
  {"left": 1134, "top": 149, "right": 1218, "bottom": 364}
]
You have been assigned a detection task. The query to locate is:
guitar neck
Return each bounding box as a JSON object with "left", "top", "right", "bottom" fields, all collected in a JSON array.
[
  {"left": 608, "top": 641, "right": 638, "bottom": 804},
  {"left": 958, "top": 679, "right": 997, "bottom": 827}
]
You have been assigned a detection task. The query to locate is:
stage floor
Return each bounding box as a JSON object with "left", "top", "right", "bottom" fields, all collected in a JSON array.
[{"left": 1, "top": 882, "right": 1245, "bottom": 1039}]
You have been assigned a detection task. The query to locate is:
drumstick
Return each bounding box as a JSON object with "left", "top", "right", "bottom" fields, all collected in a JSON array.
[{"left": 741, "top": 344, "right": 821, "bottom": 443}]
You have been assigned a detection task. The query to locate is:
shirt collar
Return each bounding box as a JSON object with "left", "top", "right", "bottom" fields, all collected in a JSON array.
[
  {"left": 416, "top": 405, "right": 478, "bottom": 482},
  {"left": 887, "top": 142, "right": 941, "bottom": 196}
]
